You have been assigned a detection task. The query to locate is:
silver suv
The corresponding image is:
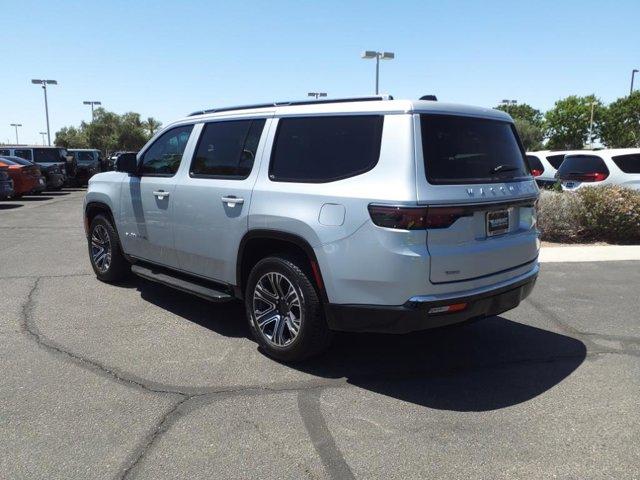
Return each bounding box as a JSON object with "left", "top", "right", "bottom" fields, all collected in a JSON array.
[{"left": 84, "top": 96, "right": 539, "bottom": 361}]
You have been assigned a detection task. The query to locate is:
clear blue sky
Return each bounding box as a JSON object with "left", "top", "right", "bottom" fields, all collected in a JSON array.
[{"left": 1, "top": 0, "right": 638, "bottom": 145}]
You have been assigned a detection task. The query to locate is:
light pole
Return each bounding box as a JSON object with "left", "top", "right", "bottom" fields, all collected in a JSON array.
[
  {"left": 501, "top": 99, "right": 518, "bottom": 106},
  {"left": 10, "top": 123, "right": 22, "bottom": 144},
  {"left": 307, "top": 92, "right": 327, "bottom": 100},
  {"left": 361, "top": 51, "right": 395, "bottom": 95},
  {"left": 631, "top": 69, "right": 639, "bottom": 96},
  {"left": 39, "top": 132, "right": 47, "bottom": 145},
  {"left": 587, "top": 101, "right": 598, "bottom": 149},
  {"left": 83, "top": 100, "right": 102, "bottom": 120},
  {"left": 31, "top": 79, "right": 58, "bottom": 146}
]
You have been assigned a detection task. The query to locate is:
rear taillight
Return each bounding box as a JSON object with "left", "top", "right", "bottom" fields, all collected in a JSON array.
[
  {"left": 368, "top": 205, "right": 473, "bottom": 230},
  {"left": 562, "top": 172, "right": 609, "bottom": 182},
  {"left": 531, "top": 169, "right": 543, "bottom": 177}
]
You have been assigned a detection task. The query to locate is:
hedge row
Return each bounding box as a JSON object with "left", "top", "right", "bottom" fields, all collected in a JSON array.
[{"left": 537, "top": 186, "right": 640, "bottom": 244}]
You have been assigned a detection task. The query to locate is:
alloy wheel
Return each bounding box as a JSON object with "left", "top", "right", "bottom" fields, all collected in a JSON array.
[
  {"left": 91, "top": 224, "right": 112, "bottom": 273},
  {"left": 252, "top": 272, "right": 302, "bottom": 347}
]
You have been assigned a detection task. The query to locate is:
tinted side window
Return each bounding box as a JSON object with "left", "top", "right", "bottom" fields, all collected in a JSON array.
[
  {"left": 190, "top": 119, "right": 265, "bottom": 179},
  {"left": 546, "top": 154, "right": 566, "bottom": 169},
  {"left": 526, "top": 155, "right": 544, "bottom": 173},
  {"left": 270, "top": 115, "right": 383, "bottom": 183},
  {"left": 0, "top": 149, "right": 11, "bottom": 156},
  {"left": 612, "top": 154, "right": 640, "bottom": 174},
  {"left": 34, "top": 149, "right": 65, "bottom": 163},
  {"left": 140, "top": 125, "right": 193, "bottom": 176},
  {"left": 14, "top": 149, "right": 33, "bottom": 161}
]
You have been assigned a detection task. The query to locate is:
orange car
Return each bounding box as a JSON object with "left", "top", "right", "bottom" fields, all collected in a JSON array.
[{"left": 0, "top": 159, "right": 43, "bottom": 197}]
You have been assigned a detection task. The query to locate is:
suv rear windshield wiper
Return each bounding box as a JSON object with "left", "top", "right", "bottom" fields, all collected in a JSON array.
[{"left": 490, "top": 164, "right": 519, "bottom": 174}]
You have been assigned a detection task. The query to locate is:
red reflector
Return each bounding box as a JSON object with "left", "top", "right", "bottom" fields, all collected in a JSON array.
[
  {"left": 531, "top": 169, "right": 543, "bottom": 177},
  {"left": 428, "top": 303, "right": 468, "bottom": 314}
]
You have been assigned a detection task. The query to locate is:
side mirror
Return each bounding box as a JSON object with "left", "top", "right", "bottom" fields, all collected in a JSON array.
[{"left": 115, "top": 153, "right": 138, "bottom": 174}]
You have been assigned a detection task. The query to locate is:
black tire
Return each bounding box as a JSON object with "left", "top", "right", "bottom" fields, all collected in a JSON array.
[
  {"left": 245, "top": 255, "right": 332, "bottom": 362},
  {"left": 88, "top": 214, "right": 130, "bottom": 282}
]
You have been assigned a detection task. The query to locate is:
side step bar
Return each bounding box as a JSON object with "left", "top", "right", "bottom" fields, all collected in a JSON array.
[{"left": 131, "top": 264, "right": 233, "bottom": 302}]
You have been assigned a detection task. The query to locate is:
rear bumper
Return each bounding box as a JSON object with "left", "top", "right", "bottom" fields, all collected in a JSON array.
[{"left": 326, "top": 265, "right": 538, "bottom": 334}]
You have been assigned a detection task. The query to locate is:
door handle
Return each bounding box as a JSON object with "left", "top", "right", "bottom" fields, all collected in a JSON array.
[
  {"left": 153, "top": 190, "right": 170, "bottom": 199},
  {"left": 221, "top": 196, "right": 244, "bottom": 206}
]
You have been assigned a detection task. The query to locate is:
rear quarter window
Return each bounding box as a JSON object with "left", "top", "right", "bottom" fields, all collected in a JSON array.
[
  {"left": 612, "top": 154, "right": 640, "bottom": 174},
  {"left": 545, "top": 154, "right": 566, "bottom": 170},
  {"left": 269, "top": 115, "right": 383, "bottom": 183}
]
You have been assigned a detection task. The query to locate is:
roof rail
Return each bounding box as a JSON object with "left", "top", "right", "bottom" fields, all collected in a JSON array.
[{"left": 187, "top": 95, "right": 394, "bottom": 117}]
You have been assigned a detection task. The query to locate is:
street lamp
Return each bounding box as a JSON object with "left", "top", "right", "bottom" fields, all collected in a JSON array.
[
  {"left": 307, "top": 92, "right": 327, "bottom": 100},
  {"left": 501, "top": 99, "right": 518, "bottom": 106},
  {"left": 31, "top": 79, "right": 58, "bottom": 146},
  {"left": 83, "top": 100, "right": 102, "bottom": 120},
  {"left": 361, "top": 50, "right": 395, "bottom": 95},
  {"left": 39, "top": 132, "right": 47, "bottom": 145},
  {"left": 9, "top": 123, "right": 22, "bottom": 144},
  {"left": 587, "top": 101, "right": 598, "bottom": 149},
  {"left": 631, "top": 69, "right": 639, "bottom": 96}
]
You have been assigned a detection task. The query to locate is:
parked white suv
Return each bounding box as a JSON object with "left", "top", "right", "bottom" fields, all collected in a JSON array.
[
  {"left": 84, "top": 96, "right": 540, "bottom": 361},
  {"left": 556, "top": 149, "right": 640, "bottom": 191}
]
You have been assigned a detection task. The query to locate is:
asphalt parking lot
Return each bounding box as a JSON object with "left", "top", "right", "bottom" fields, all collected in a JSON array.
[{"left": 1, "top": 190, "right": 639, "bottom": 479}]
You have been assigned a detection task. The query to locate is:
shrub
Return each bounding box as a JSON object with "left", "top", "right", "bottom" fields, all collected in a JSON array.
[
  {"left": 537, "top": 190, "right": 585, "bottom": 242},
  {"left": 536, "top": 186, "right": 640, "bottom": 244},
  {"left": 576, "top": 186, "right": 640, "bottom": 243}
]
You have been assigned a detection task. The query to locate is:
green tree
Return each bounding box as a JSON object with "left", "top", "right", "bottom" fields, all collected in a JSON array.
[
  {"left": 55, "top": 108, "right": 160, "bottom": 154},
  {"left": 143, "top": 117, "right": 162, "bottom": 136},
  {"left": 55, "top": 126, "right": 89, "bottom": 148},
  {"left": 544, "top": 95, "right": 603, "bottom": 149},
  {"left": 513, "top": 118, "right": 544, "bottom": 151},
  {"left": 599, "top": 92, "right": 640, "bottom": 148},
  {"left": 495, "top": 103, "right": 544, "bottom": 127}
]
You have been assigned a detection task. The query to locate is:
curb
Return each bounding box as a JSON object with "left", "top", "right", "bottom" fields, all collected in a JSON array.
[{"left": 539, "top": 245, "right": 640, "bottom": 263}]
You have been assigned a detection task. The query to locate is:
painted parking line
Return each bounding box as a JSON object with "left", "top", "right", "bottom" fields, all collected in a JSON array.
[{"left": 539, "top": 245, "right": 640, "bottom": 263}]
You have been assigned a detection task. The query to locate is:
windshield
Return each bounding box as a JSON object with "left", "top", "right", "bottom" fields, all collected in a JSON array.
[
  {"left": 34, "top": 148, "right": 67, "bottom": 163},
  {"left": 72, "top": 151, "right": 96, "bottom": 163},
  {"left": 420, "top": 114, "right": 530, "bottom": 184}
]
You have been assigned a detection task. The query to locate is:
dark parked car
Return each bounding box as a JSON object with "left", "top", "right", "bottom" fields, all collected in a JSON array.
[
  {"left": 0, "top": 146, "right": 77, "bottom": 186},
  {"left": 0, "top": 155, "right": 64, "bottom": 190},
  {"left": 68, "top": 149, "right": 102, "bottom": 185},
  {"left": 0, "top": 165, "right": 14, "bottom": 199}
]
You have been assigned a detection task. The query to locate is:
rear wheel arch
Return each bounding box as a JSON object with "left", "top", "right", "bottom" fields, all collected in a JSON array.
[{"left": 236, "top": 230, "right": 328, "bottom": 302}]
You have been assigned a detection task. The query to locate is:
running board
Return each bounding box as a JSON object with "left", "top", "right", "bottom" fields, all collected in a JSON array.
[{"left": 131, "top": 264, "right": 233, "bottom": 302}]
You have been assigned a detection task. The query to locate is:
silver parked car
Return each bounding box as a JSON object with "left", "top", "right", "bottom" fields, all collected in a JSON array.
[{"left": 83, "top": 96, "right": 540, "bottom": 361}]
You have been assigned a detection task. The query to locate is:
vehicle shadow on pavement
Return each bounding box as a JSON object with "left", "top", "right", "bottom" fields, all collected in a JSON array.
[
  {"left": 11, "top": 196, "right": 54, "bottom": 201},
  {"left": 42, "top": 191, "right": 70, "bottom": 196},
  {"left": 299, "top": 317, "right": 587, "bottom": 412},
  {"left": 0, "top": 203, "right": 22, "bottom": 210},
  {"left": 132, "top": 279, "right": 586, "bottom": 411}
]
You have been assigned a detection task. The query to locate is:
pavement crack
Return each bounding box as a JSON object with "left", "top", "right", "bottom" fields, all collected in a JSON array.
[{"left": 118, "top": 396, "right": 190, "bottom": 480}]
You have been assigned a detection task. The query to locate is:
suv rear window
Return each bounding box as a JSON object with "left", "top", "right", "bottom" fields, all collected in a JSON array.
[
  {"left": 526, "top": 155, "right": 544, "bottom": 174},
  {"left": 270, "top": 115, "right": 383, "bottom": 183},
  {"left": 556, "top": 155, "right": 609, "bottom": 179},
  {"left": 546, "top": 154, "right": 566, "bottom": 170},
  {"left": 420, "top": 114, "right": 530, "bottom": 184},
  {"left": 612, "top": 154, "right": 640, "bottom": 174}
]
